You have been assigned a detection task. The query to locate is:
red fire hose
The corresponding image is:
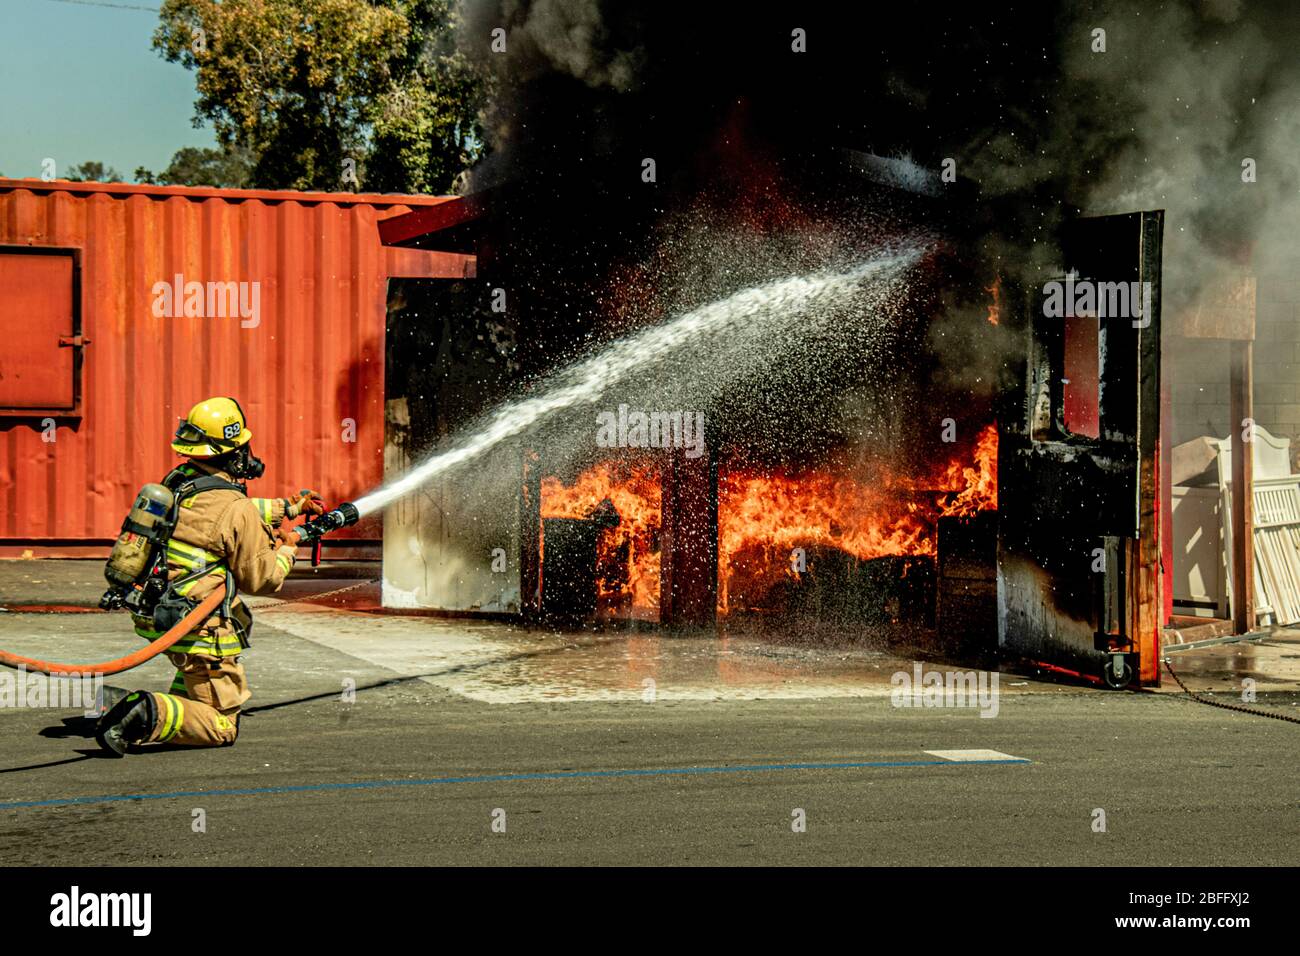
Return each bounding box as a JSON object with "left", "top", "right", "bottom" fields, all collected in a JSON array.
[{"left": 0, "top": 585, "right": 226, "bottom": 678}]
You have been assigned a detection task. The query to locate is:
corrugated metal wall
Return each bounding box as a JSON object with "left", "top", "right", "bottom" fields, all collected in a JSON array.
[{"left": 0, "top": 181, "right": 448, "bottom": 552}]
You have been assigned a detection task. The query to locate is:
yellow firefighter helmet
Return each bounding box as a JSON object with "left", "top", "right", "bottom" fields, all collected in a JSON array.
[{"left": 171, "top": 397, "right": 253, "bottom": 458}]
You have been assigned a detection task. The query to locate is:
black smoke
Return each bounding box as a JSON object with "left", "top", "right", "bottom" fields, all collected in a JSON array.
[{"left": 422, "top": 1, "right": 1300, "bottom": 469}]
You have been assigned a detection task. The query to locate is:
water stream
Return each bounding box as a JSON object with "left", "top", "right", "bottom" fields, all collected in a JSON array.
[{"left": 352, "top": 246, "right": 923, "bottom": 516}]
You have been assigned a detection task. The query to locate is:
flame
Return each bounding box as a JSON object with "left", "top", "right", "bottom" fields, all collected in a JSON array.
[
  {"left": 719, "top": 424, "right": 998, "bottom": 611},
  {"left": 717, "top": 472, "right": 935, "bottom": 612},
  {"left": 540, "top": 462, "right": 661, "bottom": 613},
  {"left": 935, "top": 423, "right": 999, "bottom": 518},
  {"left": 986, "top": 275, "right": 1002, "bottom": 325},
  {"left": 539, "top": 424, "right": 997, "bottom": 618}
]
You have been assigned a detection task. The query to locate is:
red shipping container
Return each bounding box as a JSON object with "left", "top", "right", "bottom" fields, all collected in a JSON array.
[{"left": 0, "top": 179, "right": 474, "bottom": 556}]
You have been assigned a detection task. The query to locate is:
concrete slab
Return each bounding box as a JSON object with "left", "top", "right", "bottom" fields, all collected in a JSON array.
[{"left": 265, "top": 606, "right": 1004, "bottom": 703}]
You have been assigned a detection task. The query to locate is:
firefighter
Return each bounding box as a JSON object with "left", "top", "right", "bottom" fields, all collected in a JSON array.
[{"left": 96, "top": 397, "right": 324, "bottom": 756}]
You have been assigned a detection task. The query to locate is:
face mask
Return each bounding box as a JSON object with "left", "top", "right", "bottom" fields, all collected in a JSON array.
[{"left": 228, "top": 446, "right": 265, "bottom": 480}]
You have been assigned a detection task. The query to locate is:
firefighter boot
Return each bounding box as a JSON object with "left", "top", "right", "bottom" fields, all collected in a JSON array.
[
  {"left": 96, "top": 685, "right": 131, "bottom": 718},
  {"left": 95, "top": 691, "right": 157, "bottom": 758}
]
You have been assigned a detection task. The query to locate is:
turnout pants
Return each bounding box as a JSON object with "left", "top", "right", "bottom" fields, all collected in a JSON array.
[{"left": 147, "top": 653, "right": 250, "bottom": 747}]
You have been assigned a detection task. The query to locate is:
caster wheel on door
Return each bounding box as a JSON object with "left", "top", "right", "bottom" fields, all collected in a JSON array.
[{"left": 1102, "top": 656, "right": 1134, "bottom": 690}]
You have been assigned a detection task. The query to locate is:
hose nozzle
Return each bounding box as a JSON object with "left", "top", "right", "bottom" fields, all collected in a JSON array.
[{"left": 297, "top": 501, "right": 359, "bottom": 544}]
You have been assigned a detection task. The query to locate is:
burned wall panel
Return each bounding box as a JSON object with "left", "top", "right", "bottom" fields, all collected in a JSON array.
[
  {"left": 382, "top": 278, "right": 524, "bottom": 611},
  {"left": 997, "top": 211, "right": 1164, "bottom": 685},
  {"left": 382, "top": 399, "right": 522, "bottom": 611}
]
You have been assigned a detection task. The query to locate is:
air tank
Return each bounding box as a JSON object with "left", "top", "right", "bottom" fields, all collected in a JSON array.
[{"left": 104, "top": 483, "right": 175, "bottom": 588}]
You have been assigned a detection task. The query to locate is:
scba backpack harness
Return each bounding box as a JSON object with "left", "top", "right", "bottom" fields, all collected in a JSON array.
[{"left": 101, "top": 468, "right": 253, "bottom": 649}]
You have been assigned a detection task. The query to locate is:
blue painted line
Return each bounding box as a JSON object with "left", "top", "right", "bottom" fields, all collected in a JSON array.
[{"left": 0, "top": 757, "right": 1030, "bottom": 811}]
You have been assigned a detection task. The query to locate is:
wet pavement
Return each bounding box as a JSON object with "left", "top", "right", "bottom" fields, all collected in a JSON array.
[
  {"left": 267, "top": 599, "right": 971, "bottom": 702},
  {"left": 5, "top": 559, "right": 1297, "bottom": 700},
  {"left": 1161, "top": 633, "right": 1300, "bottom": 696}
]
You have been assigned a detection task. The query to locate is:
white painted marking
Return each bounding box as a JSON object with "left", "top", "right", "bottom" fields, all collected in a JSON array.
[{"left": 924, "top": 749, "right": 1026, "bottom": 762}]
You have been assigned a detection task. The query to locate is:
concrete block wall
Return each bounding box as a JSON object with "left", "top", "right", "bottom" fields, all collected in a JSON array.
[
  {"left": 1169, "top": 336, "right": 1231, "bottom": 447},
  {"left": 1169, "top": 272, "right": 1300, "bottom": 465},
  {"left": 1252, "top": 273, "right": 1300, "bottom": 449}
]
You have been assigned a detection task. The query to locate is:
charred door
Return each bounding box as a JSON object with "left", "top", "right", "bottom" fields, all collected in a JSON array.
[{"left": 998, "top": 211, "right": 1164, "bottom": 686}]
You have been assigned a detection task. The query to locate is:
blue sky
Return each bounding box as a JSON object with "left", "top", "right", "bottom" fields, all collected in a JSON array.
[{"left": 0, "top": 0, "right": 217, "bottom": 179}]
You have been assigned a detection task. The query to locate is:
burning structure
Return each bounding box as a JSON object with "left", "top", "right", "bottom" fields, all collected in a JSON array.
[
  {"left": 535, "top": 422, "right": 998, "bottom": 622},
  {"left": 372, "top": 1, "right": 1300, "bottom": 690}
]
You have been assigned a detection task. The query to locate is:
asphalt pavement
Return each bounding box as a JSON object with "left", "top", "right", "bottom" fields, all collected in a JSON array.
[{"left": 1, "top": 561, "right": 1296, "bottom": 866}]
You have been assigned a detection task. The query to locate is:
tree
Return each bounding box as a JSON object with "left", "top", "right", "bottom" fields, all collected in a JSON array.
[
  {"left": 65, "top": 161, "right": 124, "bottom": 183},
  {"left": 153, "top": 0, "right": 488, "bottom": 194},
  {"left": 135, "top": 145, "right": 255, "bottom": 188}
]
